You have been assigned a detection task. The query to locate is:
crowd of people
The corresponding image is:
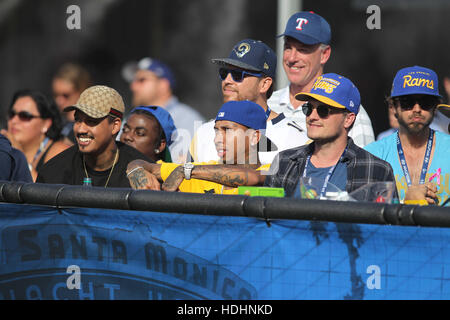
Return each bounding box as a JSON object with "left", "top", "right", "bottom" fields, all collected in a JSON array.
[{"left": 1, "top": 11, "right": 449, "bottom": 207}]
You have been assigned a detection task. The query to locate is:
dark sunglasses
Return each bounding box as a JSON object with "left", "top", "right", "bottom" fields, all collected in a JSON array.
[
  {"left": 218, "top": 68, "right": 262, "bottom": 82},
  {"left": 395, "top": 96, "right": 438, "bottom": 111},
  {"left": 302, "top": 102, "right": 346, "bottom": 118},
  {"left": 8, "top": 110, "right": 41, "bottom": 121}
]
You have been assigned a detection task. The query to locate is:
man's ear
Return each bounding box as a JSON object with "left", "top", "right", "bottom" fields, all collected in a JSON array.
[
  {"left": 111, "top": 117, "right": 122, "bottom": 136},
  {"left": 259, "top": 76, "right": 273, "bottom": 95},
  {"left": 156, "top": 139, "right": 167, "bottom": 154},
  {"left": 344, "top": 112, "right": 356, "bottom": 130},
  {"left": 320, "top": 45, "right": 331, "bottom": 66},
  {"left": 250, "top": 129, "right": 262, "bottom": 146},
  {"left": 158, "top": 78, "right": 172, "bottom": 95}
]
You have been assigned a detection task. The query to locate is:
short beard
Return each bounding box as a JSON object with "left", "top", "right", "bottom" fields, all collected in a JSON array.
[{"left": 397, "top": 114, "right": 433, "bottom": 135}]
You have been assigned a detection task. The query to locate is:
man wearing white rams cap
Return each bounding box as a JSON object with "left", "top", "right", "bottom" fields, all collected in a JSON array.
[{"left": 37, "top": 85, "right": 152, "bottom": 188}]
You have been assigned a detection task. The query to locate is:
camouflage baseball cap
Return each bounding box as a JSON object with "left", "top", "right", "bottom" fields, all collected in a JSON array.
[{"left": 64, "top": 85, "right": 125, "bottom": 119}]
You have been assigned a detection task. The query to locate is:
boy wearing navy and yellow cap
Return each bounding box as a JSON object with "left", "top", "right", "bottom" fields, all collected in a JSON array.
[{"left": 265, "top": 73, "right": 397, "bottom": 198}]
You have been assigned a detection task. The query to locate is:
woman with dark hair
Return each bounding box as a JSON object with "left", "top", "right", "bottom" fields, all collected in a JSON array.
[
  {"left": 120, "top": 106, "right": 176, "bottom": 162},
  {"left": 1, "top": 89, "right": 71, "bottom": 180}
]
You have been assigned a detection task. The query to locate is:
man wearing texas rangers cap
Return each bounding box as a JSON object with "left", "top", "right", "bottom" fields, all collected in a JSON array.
[
  {"left": 365, "top": 66, "right": 450, "bottom": 206},
  {"left": 190, "top": 38, "right": 309, "bottom": 165},
  {"left": 36, "top": 85, "right": 152, "bottom": 187},
  {"left": 265, "top": 73, "right": 396, "bottom": 198},
  {"left": 126, "top": 100, "right": 274, "bottom": 194},
  {"left": 268, "top": 11, "right": 375, "bottom": 148}
]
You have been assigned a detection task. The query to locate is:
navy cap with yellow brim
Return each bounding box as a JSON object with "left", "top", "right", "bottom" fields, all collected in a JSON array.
[
  {"left": 437, "top": 104, "right": 450, "bottom": 118},
  {"left": 295, "top": 73, "right": 360, "bottom": 114}
]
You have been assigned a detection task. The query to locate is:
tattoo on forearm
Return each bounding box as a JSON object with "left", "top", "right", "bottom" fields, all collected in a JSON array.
[
  {"left": 129, "top": 169, "right": 148, "bottom": 189},
  {"left": 210, "top": 170, "right": 249, "bottom": 187}
]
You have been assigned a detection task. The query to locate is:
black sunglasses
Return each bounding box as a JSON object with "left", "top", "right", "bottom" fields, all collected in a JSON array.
[
  {"left": 8, "top": 110, "right": 41, "bottom": 121},
  {"left": 302, "top": 102, "right": 346, "bottom": 118},
  {"left": 395, "top": 96, "right": 438, "bottom": 111},
  {"left": 218, "top": 68, "right": 262, "bottom": 82}
]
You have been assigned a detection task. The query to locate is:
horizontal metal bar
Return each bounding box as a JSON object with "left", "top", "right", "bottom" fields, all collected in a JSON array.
[{"left": 0, "top": 181, "right": 449, "bottom": 228}]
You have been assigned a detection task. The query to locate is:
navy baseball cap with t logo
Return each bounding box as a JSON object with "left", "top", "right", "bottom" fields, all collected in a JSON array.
[
  {"left": 278, "top": 11, "right": 331, "bottom": 45},
  {"left": 211, "top": 39, "right": 277, "bottom": 79}
]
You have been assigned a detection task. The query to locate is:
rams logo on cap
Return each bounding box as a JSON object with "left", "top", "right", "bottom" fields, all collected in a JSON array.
[
  {"left": 264, "top": 62, "right": 269, "bottom": 70},
  {"left": 312, "top": 76, "right": 340, "bottom": 94},
  {"left": 234, "top": 43, "right": 250, "bottom": 58},
  {"left": 218, "top": 112, "right": 225, "bottom": 117},
  {"left": 402, "top": 74, "right": 434, "bottom": 90}
]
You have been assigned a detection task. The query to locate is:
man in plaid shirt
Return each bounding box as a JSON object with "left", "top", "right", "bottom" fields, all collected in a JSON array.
[
  {"left": 268, "top": 11, "right": 374, "bottom": 148},
  {"left": 264, "top": 73, "right": 396, "bottom": 198}
]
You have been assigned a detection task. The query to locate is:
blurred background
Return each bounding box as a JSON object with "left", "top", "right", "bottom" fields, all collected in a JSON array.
[{"left": 1, "top": 0, "right": 449, "bottom": 136}]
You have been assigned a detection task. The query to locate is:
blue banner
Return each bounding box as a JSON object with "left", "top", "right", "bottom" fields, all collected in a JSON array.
[{"left": 0, "top": 203, "right": 450, "bottom": 300}]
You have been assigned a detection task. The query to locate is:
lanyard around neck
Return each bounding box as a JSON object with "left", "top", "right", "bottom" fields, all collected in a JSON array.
[
  {"left": 303, "top": 146, "right": 348, "bottom": 198},
  {"left": 396, "top": 129, "right": 434, "bottom": 186}
]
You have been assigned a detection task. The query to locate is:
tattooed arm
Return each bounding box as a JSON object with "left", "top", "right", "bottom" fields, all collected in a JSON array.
[
  {"left": 162, "top": 164, "right": 265, "bottom": 192},
  {"left": 126, "top": 160, "right": 162, "bottom": 190}
]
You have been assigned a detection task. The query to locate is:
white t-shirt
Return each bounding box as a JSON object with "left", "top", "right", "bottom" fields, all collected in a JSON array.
[
  {"left": 268, "top": 85, "right": 375, "bottom": 148},
  {"left": 190, "top": 113, "right": 310, "bottom": 165}
]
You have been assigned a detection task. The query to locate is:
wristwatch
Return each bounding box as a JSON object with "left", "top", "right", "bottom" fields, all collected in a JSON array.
[{"left": 183, "top": 162, "right": 195, "bottom": 180}]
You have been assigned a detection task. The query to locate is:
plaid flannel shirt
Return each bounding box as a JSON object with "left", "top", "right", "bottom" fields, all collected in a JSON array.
[{"left": 264, "top": 137, "right": 397, "bottom": 198}]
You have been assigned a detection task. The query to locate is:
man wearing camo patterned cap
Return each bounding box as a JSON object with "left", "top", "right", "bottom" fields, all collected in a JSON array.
[{"left": 36, "top": 85, "right": 152, "bottom": 187}]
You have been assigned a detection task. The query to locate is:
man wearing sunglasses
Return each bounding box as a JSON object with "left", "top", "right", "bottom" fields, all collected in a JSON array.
[
  {"left": 365, "top": 66, "right": 450, "bottom": 206},
  {"left": 190, "top": 39, "right": 309, "bottom": 165},
  {"left": 264, "top": 73, "right": 396, "bottom": 198},
  {"left": 268, "top": 11, "right": 375, "bottom": 148}
]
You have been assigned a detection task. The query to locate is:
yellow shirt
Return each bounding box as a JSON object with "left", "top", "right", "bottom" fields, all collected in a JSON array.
[{"left": 160, "top": 161, "right": 270, "bottom": 195}]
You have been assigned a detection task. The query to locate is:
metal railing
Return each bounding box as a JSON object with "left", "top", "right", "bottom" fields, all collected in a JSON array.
[{"left": 0, "top": 181, "right": 449, "bottom": 228}]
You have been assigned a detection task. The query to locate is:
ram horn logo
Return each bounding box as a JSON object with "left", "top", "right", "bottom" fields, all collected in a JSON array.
[
  {"left": 264, "top": 63, "right": 269, "bottom": 70},
  {"left": 234, "top": 43, "right": 250, "bottom": 58}
]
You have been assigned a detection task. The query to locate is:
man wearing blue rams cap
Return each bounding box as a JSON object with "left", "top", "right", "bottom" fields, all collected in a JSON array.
[
  {"left": 265, "top": 73, "right": 396, "bottom": 198},
  {"left": 190, "top": 38, "right": 309, "bottom": 165},
  {"left": 268, "top": 11, "right": 375, "bottom": 148},
  {"left": 365, "top": 66, "right": 450, "bottom": 206},
  {"left": 126, "top": 100, "right": 272, "bottom": 194}
]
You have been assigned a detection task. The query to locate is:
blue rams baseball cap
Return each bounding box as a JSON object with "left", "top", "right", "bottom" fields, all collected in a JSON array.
[
  {"left": 295, "top": 73, "right": 361, "bottom": 114},
  {"left": 132, "top": 106, "right": 176, "bottom": 146},
  {"left": 390, "top": 66, "right": 442, "bottom": 98},
  {"left": 135, "top": 57, "right": 176, "bottom": 89},
  {"left": 215, "top": 100, "right": 277, "bottom": 151},
  {"left": 211, "top": 39, "right": 277, "bottom": 79},
  {"left": 278, "top": 11, "right": 331, "bottom": 45}
]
